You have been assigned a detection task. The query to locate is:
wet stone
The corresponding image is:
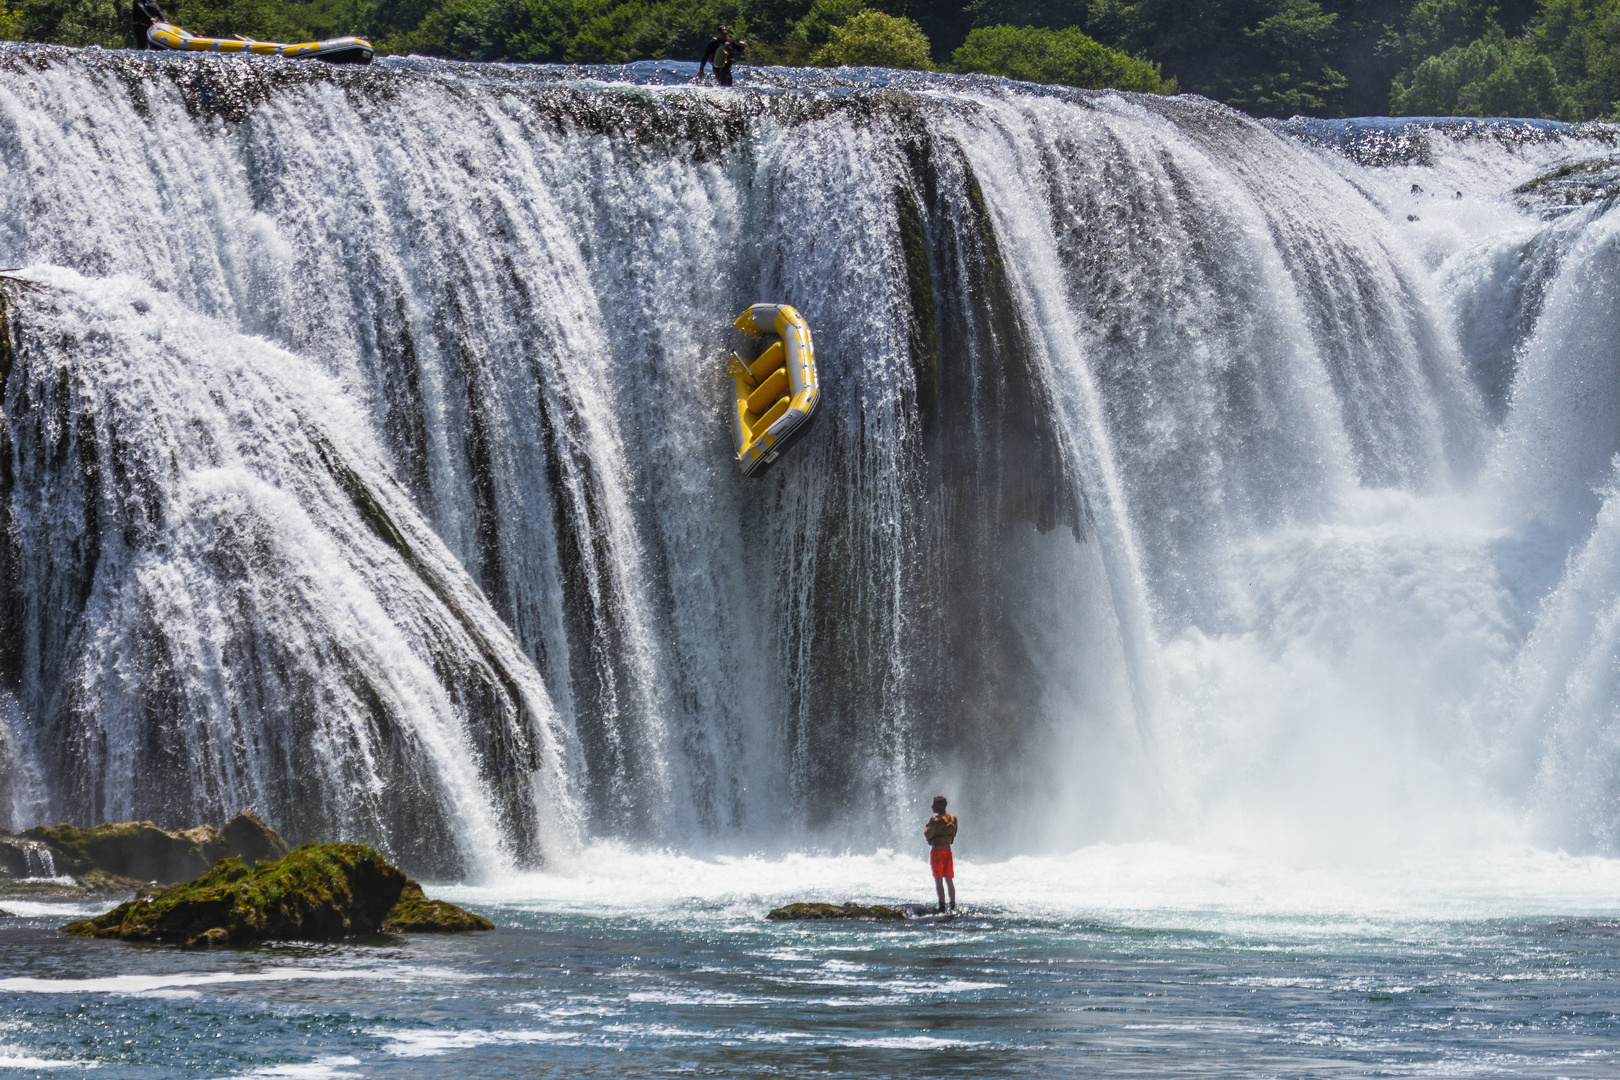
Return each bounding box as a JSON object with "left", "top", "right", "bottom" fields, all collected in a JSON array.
[{"left": 766, "top": 902, "right": 907, "bottom": 921}]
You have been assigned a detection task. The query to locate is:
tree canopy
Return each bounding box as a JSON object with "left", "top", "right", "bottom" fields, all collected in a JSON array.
[{"left": 2, "top": 0, "right": 1616, "bottom": 119}]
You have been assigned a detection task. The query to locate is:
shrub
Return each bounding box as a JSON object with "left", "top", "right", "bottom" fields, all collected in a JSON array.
[
  {"left": 952, "top": 23, "right": 1173, "bottom": 92},
  {"left": 812, "top": 9, "right": 931, "bottom": 68}
]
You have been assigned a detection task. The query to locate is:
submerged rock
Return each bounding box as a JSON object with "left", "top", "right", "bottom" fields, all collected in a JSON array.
[
  {"left": 766, "top": 901, "right": 907, "bottom": 921},
  {"left": 62, "top": 842, "right": 491, "bottom": 947}
]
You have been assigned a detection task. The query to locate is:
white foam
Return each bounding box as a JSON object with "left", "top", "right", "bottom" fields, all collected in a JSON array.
[
  {"left": 0, "top": 900, "right": 113, "bottom": 920},
  {"left": 0, "top": 1047, "right": 94, "bottom": 1070},
  {"left": 830, "top": 1035, "right": 987, "bottom": 1050},
  {"left": 226, "top": 1057, "right": 361, "bottom": 1079},
  {"left": 0, "top": 967, "right": 460, "bottom": 996},
  {"left": 372, "top": 1029, "right": 578, "bottom": 1057},
  {"left": 438, "top": 840, "right": 1620, "bottom": 932}
]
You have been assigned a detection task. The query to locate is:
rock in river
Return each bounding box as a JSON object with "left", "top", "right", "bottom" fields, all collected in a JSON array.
[
  {"left": 766, "top": 901, "right": 907, "bottom": 921},
  {"left": 62, "top": 842, "right": 491, "bottom": 947}
]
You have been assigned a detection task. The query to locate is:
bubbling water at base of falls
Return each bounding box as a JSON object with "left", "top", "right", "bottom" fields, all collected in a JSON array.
[{"left": 0, "top": 45, "right": 1617, "bottom": 877}]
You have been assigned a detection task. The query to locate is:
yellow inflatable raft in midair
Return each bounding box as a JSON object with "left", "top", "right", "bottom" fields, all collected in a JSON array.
[
  {"left": 727, "top": 304, "right": 820, "bottom": 477},
  {"left": 132, "top": 0, "right": 374, "bottom": 64}
]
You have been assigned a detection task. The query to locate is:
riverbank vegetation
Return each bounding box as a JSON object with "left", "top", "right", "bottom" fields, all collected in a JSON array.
[{"left": 0, "top": 0, "right": 1613, "bottom": 118}]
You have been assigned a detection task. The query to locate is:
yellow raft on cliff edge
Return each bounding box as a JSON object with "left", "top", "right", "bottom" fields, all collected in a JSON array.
[
  {"left": 133, "top": 0, "right": 374, "bottom": 64},
  {"left": 727, "top": 304, "right": 820, "bottom": 477}
]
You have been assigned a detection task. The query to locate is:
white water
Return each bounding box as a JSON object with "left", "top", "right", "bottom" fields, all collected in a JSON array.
[{"left": 1, "top": 46, "right": 1618, "bottom": 875}]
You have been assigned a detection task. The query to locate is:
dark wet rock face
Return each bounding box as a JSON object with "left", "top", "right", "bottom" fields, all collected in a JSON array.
[
  {"left": 27, "top": 821, "right": 228, "bottom": 884},
  {"left": 62, "top": 842, "right": 491, "bottom": 947},
  {"left": 221, "top": 812, "right": 292, "bottom": 867},
  {"left": 0, "top": 832, "right": 60, "bottom": 879},
  {"left": 1514, "top": 157, "right": 1620, "bottom": 216},
  {"left": 766, "top": 902, "right": 907, "bottom": 921},
  {"left": 23, "top": 811, "right": 291, "bottom": 887}
]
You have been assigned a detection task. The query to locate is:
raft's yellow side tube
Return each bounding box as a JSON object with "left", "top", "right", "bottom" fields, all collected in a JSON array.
[
  {"left": 147, "top": 21, "right": 374, "bottom": 63},
  {"left": 728, "top": 304, "right": 819, "bottom": 477}
]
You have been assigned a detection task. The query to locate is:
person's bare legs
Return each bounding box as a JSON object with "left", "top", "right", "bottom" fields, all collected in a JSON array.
[
  {"left": 935, "top": 876, "right": 947, "bottom": 912},
  {"left": 946, "top": 877, "right": 956, "bottom": 910}
]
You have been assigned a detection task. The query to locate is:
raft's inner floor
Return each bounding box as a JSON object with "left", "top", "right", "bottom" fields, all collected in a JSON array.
[{"left": 3, "top": 844, "right": 1619, "bottom": 1077}]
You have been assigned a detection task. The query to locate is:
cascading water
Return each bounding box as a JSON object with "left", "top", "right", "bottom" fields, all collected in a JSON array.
[{"left": 1, "top": 44, "right": 1617, "bottom": 875}]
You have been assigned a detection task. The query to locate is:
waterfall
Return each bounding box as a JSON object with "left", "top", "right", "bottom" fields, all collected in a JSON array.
[{"left": 2, "top": 43, "right": 1618, "bottom": 872}]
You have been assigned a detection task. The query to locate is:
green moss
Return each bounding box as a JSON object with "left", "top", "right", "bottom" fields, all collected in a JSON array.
[
  {"left": 62, "top": 843, "right": 494, "bottom": 947},
  {"left": 381, "top": 882, "right": 494, "bottom": 932},
  {"left": 62, "top": 842, "right": 408, "bottom": 948},
  {"left": 766, "top": 901, "right": 907, "bottom": 921}
]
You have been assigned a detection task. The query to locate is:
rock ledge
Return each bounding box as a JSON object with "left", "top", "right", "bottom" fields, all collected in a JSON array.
[{"left": 766, "top": 901, "right": 907, "bottom": 922}]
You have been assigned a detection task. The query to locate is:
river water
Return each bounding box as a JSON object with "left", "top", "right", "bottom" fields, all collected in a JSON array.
[{"left": 5, "top": 846, "right": 1620, "bottom": 1076}]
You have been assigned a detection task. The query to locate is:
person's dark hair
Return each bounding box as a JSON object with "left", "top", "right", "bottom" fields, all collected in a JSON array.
[{"left": 932, "top": 795, "right": 947, "bottom": 810}]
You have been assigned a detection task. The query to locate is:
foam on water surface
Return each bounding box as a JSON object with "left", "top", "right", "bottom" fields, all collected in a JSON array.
[{"left": 441, "top": 841, "right": 1620, "bottom": 929}]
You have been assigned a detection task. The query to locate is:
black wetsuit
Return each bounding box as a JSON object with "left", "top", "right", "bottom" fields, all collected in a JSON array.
[
  {"left": 700, "top": 36, "right": 745, "bottom": 85},
  {"left": 131, "top": 0, "right": 168, "bottom": 47}
]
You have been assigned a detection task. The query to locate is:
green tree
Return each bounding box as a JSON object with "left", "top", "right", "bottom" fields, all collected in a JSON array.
[
  {"left": 793, "top": 0, "right": 859, "bottom": 46},
  {"left": 17, "top": 0, "right": 122, "bottom": 46},
  {"left": 966, "top": 0, "right": 1089, "bottom": 31},
  {"left": 1530, "top": 0, "right": 1620, "bottom": 116},
  {"left": 811, "top": 7, "right": 930, "bottom": 65},
  {"left": 737, "top": 0, "right": 809, "bottom": 41},
  {"left": 952, "top": 23, "right": 1173, "bottom": 90},
  {"left": 162, "top": 0, "right": 314, "bottom": 41},
  {"left": 1227, "top": 0, "right": 1347, "bottom": 112},
  {"left": 1088, "top": 0, "right": 1347, "bottom": 113},
  {"left": 1401, "top": 0, "right": 1499, "bottom": 58},
  {"left": 1390, "top": 25, "right": 1579, "bottom": 113},
  {"left": 0, "top": 0, "right": 23, "bottom": 38}
]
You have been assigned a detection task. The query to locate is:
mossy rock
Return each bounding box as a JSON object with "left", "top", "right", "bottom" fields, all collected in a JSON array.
[
  {"left": 766, "top": 901, "right": 907, "bottom": 921},
  {"left": 61, "top": 843, "right": 494, "bottom": 947},
  {"left": 75, "top": 869, "right": 154, "bottom": 896},
  {"left": 0, "top": 908, "right": 14, "bottom": 918},
  {"left": 382, "top": 882, "right": 494, "bottom": 932},
  {"left": 62, "top": 842, "right": 409, "bottom": 948}
]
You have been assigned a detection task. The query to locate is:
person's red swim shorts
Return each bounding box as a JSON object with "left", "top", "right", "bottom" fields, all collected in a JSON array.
[{"left": 930, "top": 847, "right": 954, "bottom": 879}]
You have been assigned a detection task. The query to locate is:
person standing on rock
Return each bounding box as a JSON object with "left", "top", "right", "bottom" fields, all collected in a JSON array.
[
  {"left": 924, "top": 795, "right": 957, "bottom": 913},
  {"left": 697, "top": 26, "right": 747, "bottom": 86}
]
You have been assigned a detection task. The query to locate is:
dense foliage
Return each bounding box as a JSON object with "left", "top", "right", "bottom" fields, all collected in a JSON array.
[
  {"left": 1, "top": 0, "right": 1616, "bottom": 118},
  {"left": 811, "top": 8, "right": 932, "bottom": 66},
  {"left": 954, "top": 23, "right": 1173, "bottom": 91}
]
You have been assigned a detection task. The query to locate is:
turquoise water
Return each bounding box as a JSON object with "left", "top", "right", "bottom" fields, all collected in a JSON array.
[{"left": 5, "top": 847, "right": 1620, "bottom": 1077}]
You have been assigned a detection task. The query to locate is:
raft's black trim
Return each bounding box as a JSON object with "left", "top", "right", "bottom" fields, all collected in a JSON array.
[
  {"left": 739, "top": 395, "right": 820, "bottom": 478},
  {"left": 314, "top": 45, "right": 374, "bottom": 64}
]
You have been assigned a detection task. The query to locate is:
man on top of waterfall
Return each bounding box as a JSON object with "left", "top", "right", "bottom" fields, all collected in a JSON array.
[
  {"left": 698, "top": 26, "right": 747, "bottom": 86},
  {"left": 925, "top": 795, "right": 958, "bottom": 913}
]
